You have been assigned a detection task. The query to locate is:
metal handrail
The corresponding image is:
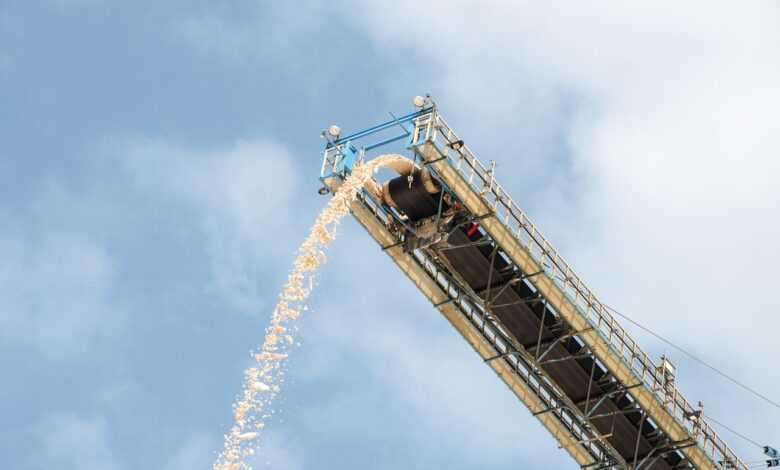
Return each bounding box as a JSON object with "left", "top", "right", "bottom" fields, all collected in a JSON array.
[{"left": 410, "top": 109, "right": 746, "bottom": 469}]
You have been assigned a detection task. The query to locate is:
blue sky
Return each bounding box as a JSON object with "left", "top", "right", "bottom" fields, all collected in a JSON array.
[{"left": 2, "top": 2, "right": 779, "bottom": 469}]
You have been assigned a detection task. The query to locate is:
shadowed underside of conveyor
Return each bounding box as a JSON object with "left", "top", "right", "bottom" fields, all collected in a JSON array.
[
  {"left": 395, "top": 189, "right": 676, "bottom": 470},
  {"left": 319, "top": 105, "right": 746, "bottom": 470}
]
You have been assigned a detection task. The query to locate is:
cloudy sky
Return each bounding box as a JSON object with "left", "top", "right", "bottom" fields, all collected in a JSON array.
[{"left": 2, "top": 1, "right": 779, "bottom": 469}]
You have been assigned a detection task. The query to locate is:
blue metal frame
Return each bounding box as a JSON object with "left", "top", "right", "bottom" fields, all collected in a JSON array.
[
  {"left": 328, "top": 108, "right": 430, "bottom": 148},
  {"left": 363, "top": 132, "right": 410, "bottom": 151},
  {"left": 320, "top": 106, "right": 435, "bottom": 182},
  {"left": 319, "top": 105, "right": 462, "bottom": 229}
]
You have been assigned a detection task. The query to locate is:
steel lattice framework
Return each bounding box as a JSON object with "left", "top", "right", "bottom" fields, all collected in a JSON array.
[{"left": 319, "top": 104, "right": 747, "bottom": 470}]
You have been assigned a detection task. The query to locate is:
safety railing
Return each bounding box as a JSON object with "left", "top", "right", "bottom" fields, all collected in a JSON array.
[
  {"left": 409, "top": 109, "right": 746, "bottom": 470},
  {"left": 321, "top": 145, "right": 343, "bottom": 178}
]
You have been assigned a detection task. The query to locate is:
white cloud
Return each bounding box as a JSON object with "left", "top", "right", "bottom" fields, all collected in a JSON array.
[
  {"left": 175, "top": 2, "right": 328, "bottom": 64},
  {"left": 30, "top": 412, "right": 215, "bottom": 470},
  {"left": 95, "top": 379, "right": 140, "bottom": 416},
  {"left": 0, "top": 187, "right": 125, "bottom": 362},
  {"left": 248, "top": 431, "right": 305, "bottom": 470},
  {"left": 111, "top": 137, "right": 299, "bottom": 314},
  {"left": 162, "top": 431, "right": 217, "bottom": 470},
  {"left": 31, "top": 412, "right": 122, "bottom": 470}
]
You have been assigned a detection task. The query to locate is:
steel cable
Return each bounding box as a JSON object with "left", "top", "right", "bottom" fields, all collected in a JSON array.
[{"left": 603, "top": 304, "right": 780, "bottom": 411}]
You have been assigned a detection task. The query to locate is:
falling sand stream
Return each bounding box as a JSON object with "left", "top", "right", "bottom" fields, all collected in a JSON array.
[{"left": 213, "top": 154, "right": 405, "bottom": 470}]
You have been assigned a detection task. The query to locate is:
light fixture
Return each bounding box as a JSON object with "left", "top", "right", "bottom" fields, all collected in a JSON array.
[
  {"left": 413, "top": 95, "right": 426, "bottom": 108},
  {"left": 449, "top": 139, "right": 464, "bottom": 150},
  {"left": 684, "top": 409, "right": 702, "bottom": 421},
  {"left": 328, "top": 125, "right": 341, "bottom": 138},
  {"left": 318, "top": 186, "right": 330, "bottom": 195}
]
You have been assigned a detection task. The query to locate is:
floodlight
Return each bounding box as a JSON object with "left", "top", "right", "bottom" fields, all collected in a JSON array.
[
  {"left": 328, "top": 125, "right": 341, "bottom": 138},
  {"left": 413, "top": 95, "right": 426, "bottom": 108}
]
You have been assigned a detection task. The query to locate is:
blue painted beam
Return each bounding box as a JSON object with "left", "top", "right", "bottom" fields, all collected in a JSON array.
[
  {"left": 330, "top": 108, "right": 432, "bottom": 146},
  {"left": 363, "top": 132, "right": 410, "bottom": 151}
]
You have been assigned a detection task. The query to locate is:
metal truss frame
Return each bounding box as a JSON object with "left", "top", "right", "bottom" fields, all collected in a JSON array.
[
  {"left": 349, "top": 189, "right": 623, "bottom": 468},
  {"left": 406, "top": 108, "right": 746, "bottom": 469},
  {"left": 320, "top": 105, "right": 747, "bottom": 470}
]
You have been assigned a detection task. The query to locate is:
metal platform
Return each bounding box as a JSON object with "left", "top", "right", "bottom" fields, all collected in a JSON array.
[{"left": 319, "top": 104, "right": 747, "bottom": 470}]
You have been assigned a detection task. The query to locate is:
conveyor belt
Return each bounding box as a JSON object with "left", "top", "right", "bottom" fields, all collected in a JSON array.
[
  {"left": 441, "top": 228, "right": 676, "bottom": 469},
  {"left": 392, "top": 178, "right": 678, "bottom": 469}
]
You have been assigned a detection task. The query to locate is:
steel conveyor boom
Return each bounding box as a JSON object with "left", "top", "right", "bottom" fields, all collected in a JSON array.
[{"left": 318, "top": 104, "right": 746, "bottom": 470}]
